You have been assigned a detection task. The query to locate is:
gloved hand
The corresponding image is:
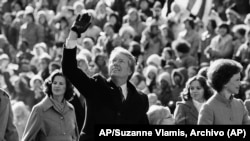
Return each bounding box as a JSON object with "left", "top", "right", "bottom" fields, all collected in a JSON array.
[{"left": 71, "top": 13, "right": 91, "bottom": 38}]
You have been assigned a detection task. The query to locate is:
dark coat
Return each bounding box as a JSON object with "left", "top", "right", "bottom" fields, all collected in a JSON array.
[
  {"left": 62, "top": 48, "right": 149, "bottom": 141},
  {"left": 174, "top": 100, "right": 198, "bottom": 125}
]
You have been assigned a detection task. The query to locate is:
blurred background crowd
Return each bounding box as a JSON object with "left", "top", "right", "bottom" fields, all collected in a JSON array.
[{"left": 1, "top": 0, "right": 250, "bottom": 138}]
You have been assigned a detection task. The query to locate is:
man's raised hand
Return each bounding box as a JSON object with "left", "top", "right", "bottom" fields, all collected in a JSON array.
[{"left": 71, "top": 13, "right": 91, "bottom": 38}]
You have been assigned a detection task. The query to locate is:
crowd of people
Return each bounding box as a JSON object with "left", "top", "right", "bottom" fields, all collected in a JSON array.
[{"left": 1, "top": 0, "right": 250, "bottom": 140}]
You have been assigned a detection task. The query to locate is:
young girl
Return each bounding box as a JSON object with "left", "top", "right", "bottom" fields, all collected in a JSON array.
[{"left": 174, "top": 75, "right": 213, "bottom": 124}]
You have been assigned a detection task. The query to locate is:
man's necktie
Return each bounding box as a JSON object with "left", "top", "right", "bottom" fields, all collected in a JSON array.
[{"left": 118, "top": 87, "right": 125, "bottom": 102}]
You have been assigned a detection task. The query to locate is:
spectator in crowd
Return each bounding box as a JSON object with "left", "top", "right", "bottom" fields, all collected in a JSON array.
[
  {"left": 138, "top": 0, "right": 153, "bottom": 22},
  {"left": 205, "top": 23, "right": 233, "bottom": 61},
  {"left": 160, "top": 47, "right": 175, "bottom": 68},
  {"left": 62, "top": 13, "right": 149, "bottom": 141},
  {"left": 160, "top": 21, "right": 176, "bottom": 47},
  {"left": 123, "top": 8, "right": 146, "bottom": 42},
  {"left": 29, "top": 75, "right": 45, "bottom": 105},
  {"left": 22, "top": 70, "right": 79, "bottom": 141},
  {"left": 92, "top": 53, "right": 109, "bottom": 78},
  {"left": 231, "top": 25, "right": 247, "bottom": 59},
  {"left": 19, "top": 12, "right": 43, "bottom": 50},
  {"left": 93, "top": 0, "right": 112, "bottom": 29},
  {"left": 155, "top": 71, "right": 175, "bottom": 112},
  {"left": 37, "top": 53, "right": 51, "bottom": 81},
  {"left": 1, "top": 12, "right": 16, "bottom": 49},
  {"left": 172, "top": 39, "right": 197, "bottom": 69},
  {"left": 10, "top": 10, "right": 25, "bottom": 49},
  {"left": 12, "top": 101, "right": 30, "bottom": 141},
  {"left": 174, "top": 75, "right": 213, "bottom": 124},
  {"left": 53, "top": 16, "right": 71, "bottom": 44},
  {"left": 200, "top": 19, "right": 217, "bottom": 64},
  {"left": 141, "top": 22, "right": 163, "bottom": 63},
  {"left": 0, "top": 88, "right": 19, "bottom": 141},
  {"left": 107, "top": 12, "right": 121, "bottom": 33},
  {"left": 37, "top": 10, "right": 55, "bottom": 48},
  {"left": 235, "top": 29, "right": 250, "bottom": 69},
  {"left": 12, "top": 74, "right": 36, "bottom": 110},
  {"left": 146, "top": 1, "right": 167, "bottom": 26},
  {"left": 143, "top": 64, "right": 158, "bottom": 94},
  {"left": 178, "top": 17, "right": 200, "bottom": 60},
  {"left": 170, "top": 67, "right": 188, "bottom": 104},
  {"left": 198, "top": 59, "right": 250, "bottom": 124},
  {"left": 119, "top": 25, "right": 135, "bottom": 50},
  {"left": 98, "top": 23, "right": 117, "bottom": 56},
  {"left": 73, "top": 1, "right": 85, "bottom": 15}
]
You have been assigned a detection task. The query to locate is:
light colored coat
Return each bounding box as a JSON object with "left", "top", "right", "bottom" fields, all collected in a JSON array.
[
  {"left": 198, "top": 93, "right": 250, "bottom": 125},
  {"left": 22, "top": 96, "right": 79, "bottom": 141}
]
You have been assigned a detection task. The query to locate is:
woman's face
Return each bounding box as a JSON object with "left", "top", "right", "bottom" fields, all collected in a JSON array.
[
  {"left": 224, "top": 72, "right": 241, "bottom": 94},
  {"left": 52, "top": 75, "right": 66, "bottom": 96},
  {"left": 190, "top": 80, "right": 205, "bottom": 102}
]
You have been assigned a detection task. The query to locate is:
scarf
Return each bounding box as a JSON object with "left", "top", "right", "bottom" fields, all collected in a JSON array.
[{"left": 50, "top": 97, "right": 66, "bottom": 114}]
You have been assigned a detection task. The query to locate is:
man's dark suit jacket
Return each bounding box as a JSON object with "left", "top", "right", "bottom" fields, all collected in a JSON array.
[{"left": 62, "top": 48, "right": 149, "bottom": 141}]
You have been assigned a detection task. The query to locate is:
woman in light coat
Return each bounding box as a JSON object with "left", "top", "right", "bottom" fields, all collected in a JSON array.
[
  {"left": 22, "top": 70, "right": 79, "bottom": 141},
  {"left": 198, "top": 59, "right": 250, "bottom": 125}
]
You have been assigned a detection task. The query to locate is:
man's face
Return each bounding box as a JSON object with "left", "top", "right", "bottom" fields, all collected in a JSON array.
[
  {"left": 109, "top": 52, "right": 131, "bottom": 79},
  {"left": 218, "top": 27, "right": 227, "bottom": 36}
]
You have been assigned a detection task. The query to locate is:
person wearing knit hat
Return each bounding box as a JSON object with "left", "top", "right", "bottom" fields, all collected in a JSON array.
[
  {"left": 73, "top": 1, "right": 85, "bottom": 15},
  {"left": 146, "top": 54, "right": 162, "bottom": 68},
  {"left": 143, "top": 64, "right": 158, "bottom": 93}
]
